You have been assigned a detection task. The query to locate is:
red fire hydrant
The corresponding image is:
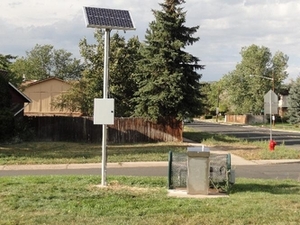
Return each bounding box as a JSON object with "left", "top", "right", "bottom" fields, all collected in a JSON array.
[{"left": 269, "top": 140, "right": 276, "bottom": 151}]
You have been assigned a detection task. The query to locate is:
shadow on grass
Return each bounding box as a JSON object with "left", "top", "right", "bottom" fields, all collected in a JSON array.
[
  {"left": 183, "top": 131, "right": 241, "bottom": 143},
  {"left": 231, "top": 182, "right": 300, "bottom": 195}
]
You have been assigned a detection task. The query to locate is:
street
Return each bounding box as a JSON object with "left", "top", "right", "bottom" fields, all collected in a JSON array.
[{"left": 187, "top": 121, "right": 300, "bottom": 149}]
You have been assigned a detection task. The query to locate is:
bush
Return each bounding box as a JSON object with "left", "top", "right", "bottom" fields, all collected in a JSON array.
[
  {"left": 204, "top": 115, "right": 213, "bottom": 119},
  {"left": 0, "top": 108, "right": 14, "bottom": 142},
  {"left": 13, "top": 117, "right": 35, "bottom": 142}
]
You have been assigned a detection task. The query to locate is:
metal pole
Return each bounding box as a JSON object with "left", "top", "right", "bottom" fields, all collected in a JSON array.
[
  {"left": 101, "top": 29, "right": 110, "bottom": 186},
  {"left": 168, "top": 151, "right": 173, "bottom": 189},
  {"left": 272, "top": 74, "right": 275, "bottom": 127},
  {"left": 216, "top": 86, "right": 220, "bottom": 122},
  {"left": 269, "top": 90, "right": 272, "bottom": 141}
]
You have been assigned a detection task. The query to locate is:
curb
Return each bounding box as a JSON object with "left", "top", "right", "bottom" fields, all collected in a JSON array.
[{"left": 0, "top": 162, "right": 168, "bottom": 171}]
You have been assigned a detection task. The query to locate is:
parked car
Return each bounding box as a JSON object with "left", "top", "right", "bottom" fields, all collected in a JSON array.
[{"left": 183, "top": 117, "right": 194, "bottom": 123}]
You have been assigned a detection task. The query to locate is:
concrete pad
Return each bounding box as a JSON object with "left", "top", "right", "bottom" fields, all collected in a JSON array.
[{"left": 167, "top": 189, "right": 229, "bottom": 199}]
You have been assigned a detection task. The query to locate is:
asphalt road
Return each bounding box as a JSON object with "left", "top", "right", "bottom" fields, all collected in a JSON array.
[{"left": 187, "top": 121, "right": 300, "bottom": 149}]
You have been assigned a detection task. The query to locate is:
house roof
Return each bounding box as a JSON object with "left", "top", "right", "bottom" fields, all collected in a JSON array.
[
  {"left": 23, "top": 77, "right": 68, "bottom": 87},
  {"left": 0, "top": 69, "right": 31, "bottom": 103},
  {"left": 9, "top": 82, "right": 31, "bottom": 103}
]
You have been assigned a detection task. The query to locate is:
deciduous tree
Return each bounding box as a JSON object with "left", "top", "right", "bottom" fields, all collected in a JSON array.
[
  {"left": 0, "top": 54, "right": 22, "bottom": 86},
  {"left": 11, "top": 44, "right": 83, "bottom": 81},
  {"left": 287, "top": 77, "right": 300, "bottom": 125},
  {"left": 221, "top": 44, "right": 288, "bottom": 114},
  {"left": 54, "top": 31, "right": 141, "bottom": 116}
]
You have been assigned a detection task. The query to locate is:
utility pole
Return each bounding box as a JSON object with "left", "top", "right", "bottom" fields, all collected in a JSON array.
[{"left": 216, "top": 86, "right": 220, "bottom": 122}]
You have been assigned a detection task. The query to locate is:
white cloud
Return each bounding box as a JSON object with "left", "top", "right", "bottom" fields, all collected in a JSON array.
[{"left": 0, "top": 0, "right": 300, "bottom": 82}]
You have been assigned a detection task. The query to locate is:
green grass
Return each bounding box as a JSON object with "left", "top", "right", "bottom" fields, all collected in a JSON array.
[
  {"left": 1, "top": 127, "right": 300, "bottom": 165},
  {"left": 183, "top": 130, "right": 242, "bottom": 144},
  {"left": 257, "top": 122, "right": 300, "bottom": 132},
  {"left": 0, "top": 175, "right": 300, "bottom": 225},
  {"left": 0, "top": 142, "right": 187, "bottom": 165}
]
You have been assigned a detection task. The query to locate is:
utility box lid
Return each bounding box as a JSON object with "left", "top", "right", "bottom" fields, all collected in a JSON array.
[{"left": 187, "top": 146, "right": 210, "bottom": 157}]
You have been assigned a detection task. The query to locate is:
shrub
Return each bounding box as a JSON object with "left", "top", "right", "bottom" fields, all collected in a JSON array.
[{"left": 0, "top": 108, "right": 14, "bottom": 142}]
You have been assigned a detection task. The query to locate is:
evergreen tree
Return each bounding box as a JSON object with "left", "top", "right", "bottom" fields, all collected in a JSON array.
[
  {"left": 133, "top": 0, "right": 204, "bottom": 121},
  {"left": 287, "top": 77, "right": 300, "bottom": 125}
]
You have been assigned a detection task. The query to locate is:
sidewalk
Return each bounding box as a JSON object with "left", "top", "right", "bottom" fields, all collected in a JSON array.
[
  {"left": 1, "top": 149, "right": 299, "bottom": 171},
  {"left": 0, "top": 162, "right": 167, "bottom": 171}
]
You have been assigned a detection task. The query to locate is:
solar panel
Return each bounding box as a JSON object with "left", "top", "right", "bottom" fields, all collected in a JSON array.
[{"left": 83, "top": 7, "right": 135, "bottom": 30}]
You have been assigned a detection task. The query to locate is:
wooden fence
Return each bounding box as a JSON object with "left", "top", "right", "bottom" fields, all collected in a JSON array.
[
  {"left": 225, "top": 114, "right": 266, "bottom": 124},
  {"left": 24, "top": 116, "right": 183, "bottom": 143}
]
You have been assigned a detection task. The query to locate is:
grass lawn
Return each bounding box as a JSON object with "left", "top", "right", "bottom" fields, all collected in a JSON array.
[
  {"left": 1, "top": 128, "right": 300, "bottom": 165},
  {"left": 0, "top": 175, "right": 299, "bottom": 225},
  {"left": 0, "top": 142, "right": 187, "bottom": 165},
  {"left": 257, "top": 122, "right": 300, "bottom": 132}
]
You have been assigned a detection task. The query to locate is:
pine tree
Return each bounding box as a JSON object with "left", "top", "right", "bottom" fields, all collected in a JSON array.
[
  {"left": 287, "top": 77, "right": 300, "bottom": 125},
  {"left": 133, "top": 0, "right": 204, "bottom": 121}
]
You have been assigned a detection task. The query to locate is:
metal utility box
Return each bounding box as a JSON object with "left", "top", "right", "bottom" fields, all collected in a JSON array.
[
  {"left": 187, "top": 146, "right": 210, "bottom": 195},
  {"left": 93, "top": 98, "right": 115, "bottom": 125}
]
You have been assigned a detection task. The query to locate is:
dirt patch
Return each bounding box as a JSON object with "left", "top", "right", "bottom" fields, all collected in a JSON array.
[
  {"left": 210, "top": 144, "right": 262, "bottom": 160},
  {"left": 91, "top": 180, "right": 160, "bottom": 194}
]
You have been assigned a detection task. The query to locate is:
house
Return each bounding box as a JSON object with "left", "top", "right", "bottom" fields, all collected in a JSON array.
[
  {"left": 23, "top": 77, "right": 81, "bottom": 117},
  {"left": 9, "top": 82, "right": 31, "bottom": 117},
  {"left": 278, "top": 94, "right": 289, "bottom": 117},
  {"left": 0, "top": 69, "right": 31, "bottom": 117}
]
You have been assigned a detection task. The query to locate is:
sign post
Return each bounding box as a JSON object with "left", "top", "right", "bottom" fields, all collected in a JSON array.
[{"left": 264, "top": 89, "right": 278, "bottom": 141}]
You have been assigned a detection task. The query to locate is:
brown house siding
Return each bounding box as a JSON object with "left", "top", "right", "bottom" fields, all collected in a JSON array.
[{"left": 23, "top": 77, "right": 81, "bottom": 116}]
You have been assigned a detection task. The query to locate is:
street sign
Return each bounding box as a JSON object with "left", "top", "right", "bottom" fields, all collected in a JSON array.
[{"left": 264, "top": 90, "right": 278, "bottom": 115}]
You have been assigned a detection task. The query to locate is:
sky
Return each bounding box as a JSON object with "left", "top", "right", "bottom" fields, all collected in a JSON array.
[{"left": 1, "top": 0, "right": 300, "bottom": 82}]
